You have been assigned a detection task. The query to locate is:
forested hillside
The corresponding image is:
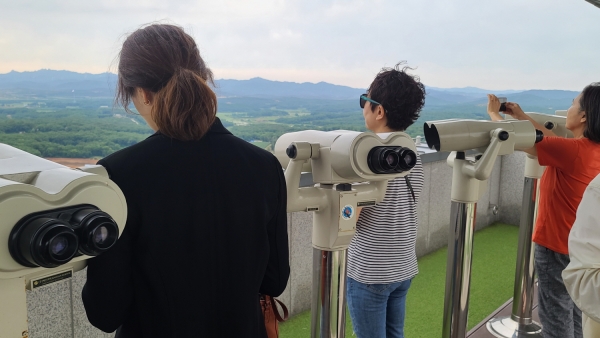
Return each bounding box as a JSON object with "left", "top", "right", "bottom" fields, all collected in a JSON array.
[
  {"left": 0, "top": 70, "right": 579, "bottom": 158},
  {"left": 0, "top": 102, "right": 151, "bottom": 157}
]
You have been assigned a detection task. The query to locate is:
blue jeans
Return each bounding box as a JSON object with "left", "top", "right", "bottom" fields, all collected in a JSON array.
[
  {"left": 346, "top": 276, "right": 412, "bottom": 338},
  {"left": 535, "top": 244, "right": 583, "bottom": 338}
]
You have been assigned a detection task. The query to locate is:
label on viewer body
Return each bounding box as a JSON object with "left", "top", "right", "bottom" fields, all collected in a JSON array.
[
  {"left": 31, "top": 270, "right": 73, "bottom": 289},
  {"left": 357, "top": 200, "right": 376, "bottom": 207}
]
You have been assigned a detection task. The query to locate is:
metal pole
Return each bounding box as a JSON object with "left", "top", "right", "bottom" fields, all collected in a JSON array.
[
  {"left": 442, "top": 201, "right": 477, "bottom": 338},
  {"left": 486, "top": 180, "right": 542, "bottom": 336},
  {"left": 511, "top": 178, "right": 540, "bottom": 324},
  {"left": 311, "top": 248, "right": 348, "bottom": 338},
  {"left": 487, "top": 162, "right": 542, "bottom": 337}
]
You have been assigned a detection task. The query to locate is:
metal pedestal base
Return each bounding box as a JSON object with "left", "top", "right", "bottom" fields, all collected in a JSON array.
[
  {"left": 442, "top": 201, "right": 477, "bottom": 338},
  {"left": 487, "top": 317, "right": 542, "bottom": 337},
  {"left": 311, "top": 248, "right": 347, "bottom": 338},
  {"left": 487, "top": 175, "right": 542, "bottom": 338}
]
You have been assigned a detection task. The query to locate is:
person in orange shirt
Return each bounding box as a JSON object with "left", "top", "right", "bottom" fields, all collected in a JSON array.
[{"left": 487, "top": 83, "right": 600, "bottom": 338}]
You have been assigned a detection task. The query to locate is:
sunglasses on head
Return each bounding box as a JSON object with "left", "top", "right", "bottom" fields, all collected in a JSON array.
[{"left": 360, "top": 94, "right": 381, "bottom": 109}]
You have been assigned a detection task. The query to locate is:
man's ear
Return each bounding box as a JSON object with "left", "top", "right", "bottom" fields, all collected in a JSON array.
[{"left": 375, "top": 105, "right": 386, "bottom": 121}]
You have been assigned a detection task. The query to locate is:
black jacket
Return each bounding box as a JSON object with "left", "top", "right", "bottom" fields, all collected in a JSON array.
[{"left": 82, "top": 118, "right": 290, "bottom": 337}]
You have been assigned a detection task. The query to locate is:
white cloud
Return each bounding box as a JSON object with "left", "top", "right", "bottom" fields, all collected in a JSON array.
[{"left": 0, "top": 0, "right": 598, "bottom": 90}]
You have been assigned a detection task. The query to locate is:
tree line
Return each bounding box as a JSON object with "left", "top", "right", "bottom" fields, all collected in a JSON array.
[
  {"left": 0, "top": 107, "right": 152, "bottom": 157},
  {"left": 0, "top": 96, "right": 489, "bottom": 158}
]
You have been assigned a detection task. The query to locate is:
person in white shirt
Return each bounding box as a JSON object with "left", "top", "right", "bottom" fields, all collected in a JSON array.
[{"left": 563, "top": 173, "right": 600, "bottom": 338}]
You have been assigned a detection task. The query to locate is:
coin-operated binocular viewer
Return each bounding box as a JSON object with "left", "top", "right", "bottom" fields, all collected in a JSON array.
[
  {"left": 423, "top": 120, "right": 543, "bottom": 338},
  {"left": 487, "top": 112, "right": 571, "bottom": 337},
  {"left": 0, "top": 144, "right": 127, "bottom": 338},
  {"left": 274, "top": 130, "right": 418, "bottom": 338}
]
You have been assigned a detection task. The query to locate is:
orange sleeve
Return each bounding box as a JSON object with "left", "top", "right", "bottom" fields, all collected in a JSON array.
[{"left": 535, "top": 137, "right": 579, "bottom": 173}]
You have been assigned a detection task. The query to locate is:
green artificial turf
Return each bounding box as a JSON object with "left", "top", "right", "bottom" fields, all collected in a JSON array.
[{"left": 280, "top": 223, "right": 520, "bottom": 338}]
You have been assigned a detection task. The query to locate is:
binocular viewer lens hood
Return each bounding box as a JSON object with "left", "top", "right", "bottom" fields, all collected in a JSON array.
[
  {"left": 0, "top": 143, "right": 127, "bottom": 277},
  {"left": 423, "top": 119, "right": 542, "bottom": 153},
  {"left": 9, "top": 205, "right": 119, "bottom": 268},
  {"left": 275, "top": 130, "right": 418, "bottom": 183}
]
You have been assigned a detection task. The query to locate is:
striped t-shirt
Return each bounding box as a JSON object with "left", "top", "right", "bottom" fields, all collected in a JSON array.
[{"left": 347, "top": 156, "right": 424, "bottom": 284}]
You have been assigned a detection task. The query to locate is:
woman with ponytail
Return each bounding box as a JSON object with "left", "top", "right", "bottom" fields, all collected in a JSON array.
[{"left": 82, "top": 24, "right": 290, "bottom": 338}]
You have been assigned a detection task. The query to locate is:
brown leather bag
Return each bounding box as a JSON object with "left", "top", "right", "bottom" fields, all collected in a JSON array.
[{"left": 259, "top": 294, "right": 289, "bottom": 338}]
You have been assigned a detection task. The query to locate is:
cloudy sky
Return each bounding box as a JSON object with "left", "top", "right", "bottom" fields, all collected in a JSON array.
[{"left": 0, "top": 0, "right": 598, "bottom": 90}]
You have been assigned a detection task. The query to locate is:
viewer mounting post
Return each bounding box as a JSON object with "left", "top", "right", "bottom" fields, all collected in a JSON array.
[
  {"left": 275, "top": 130, "right": 418, "bottom": 338},
  {"left": 487, "top": 112, "right": 570, "bottom": 338},
  {"left": 423, "top": 119, "right": 542, "bottom": 338},
  {"left": 486, "top": 155, "right": 543, "bottom": 337}
]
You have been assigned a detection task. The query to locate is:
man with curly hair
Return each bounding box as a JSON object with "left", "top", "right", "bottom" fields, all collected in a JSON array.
[{"left": 346, "top": 62, "right": 426, "bottom": 338}]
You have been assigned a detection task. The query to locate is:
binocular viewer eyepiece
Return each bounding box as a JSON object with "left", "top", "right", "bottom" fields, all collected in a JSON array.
[
  {"left": 367, "top": 146, "right": 417, "bottom": 174},
  {"left": 9, "top": 205, "right": 119, "bottom": 269}
]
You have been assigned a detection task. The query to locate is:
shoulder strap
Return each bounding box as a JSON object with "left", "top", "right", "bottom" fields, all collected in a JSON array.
[
  {"left": 405, "top": 176, "right": 416, "bottom": 203},
  {"left": 270, "top": 296, "right": 289, "bottom": 322}
]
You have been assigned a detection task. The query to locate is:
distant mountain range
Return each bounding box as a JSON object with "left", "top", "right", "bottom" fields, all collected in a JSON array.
[
  {"left": 0, "top": 70, "right": 117, "bottom": 98},
  {"left": 0, "top": 69, "right": 579, "bottom": 108}
]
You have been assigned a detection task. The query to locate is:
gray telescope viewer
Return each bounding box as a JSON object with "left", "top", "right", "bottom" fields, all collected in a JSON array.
[
  {"left": 487, "top": 112, "right": 571, "bottom": 338},
  {"left": 423, "top": 119, "right": 543, "bottom": 338},
  {"left": 0, "top": 144, "right": 127, "bottom": 338},
  {"left": 275, "top": 130, "right": 418, "bottom": 338}
]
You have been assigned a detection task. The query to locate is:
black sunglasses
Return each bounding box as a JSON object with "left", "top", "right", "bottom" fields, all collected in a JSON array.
[{"left": 359, "top": 94, "right": 381, "bottom": 109}]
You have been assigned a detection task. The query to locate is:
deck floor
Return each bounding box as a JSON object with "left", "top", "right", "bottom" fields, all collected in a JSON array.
[{"left": 467, "top": 283, "right": 540, "bottom": 338}]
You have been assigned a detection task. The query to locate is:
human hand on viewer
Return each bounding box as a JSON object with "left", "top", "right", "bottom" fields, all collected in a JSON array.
[
  {"left": 487, "top": 94, "right": 503, "bottom": 121},
  {"left": 504, "top": 102, "right": 527, "bottom": 120}
]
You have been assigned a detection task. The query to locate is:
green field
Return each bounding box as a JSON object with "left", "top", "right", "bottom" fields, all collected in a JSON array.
[
  {"left": 0, "top": 94, "right": 503, "bottom": 158},
  {"left": 280, "top": 223, "right": 519, "bottom": 338}
]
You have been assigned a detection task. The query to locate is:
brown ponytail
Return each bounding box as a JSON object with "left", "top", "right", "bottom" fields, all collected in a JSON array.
[
  {"left": 151, "top": 69, "right": 217, "bottom": 140},
  {"left": 116, "top": 24, "right": 217, "bottom": 141}
]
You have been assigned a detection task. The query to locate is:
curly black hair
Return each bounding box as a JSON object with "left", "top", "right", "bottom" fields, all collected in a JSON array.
[{"left": 367, "top": 62, "right": 426, "bottom": 131}]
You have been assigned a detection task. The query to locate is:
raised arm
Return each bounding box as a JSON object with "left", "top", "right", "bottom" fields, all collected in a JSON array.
[
  {"left": 487, "top": 94, "right": 557, "bottom": 156},
  {"left": 504, "top": 102, "right": 558, "bottom": 138}
]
